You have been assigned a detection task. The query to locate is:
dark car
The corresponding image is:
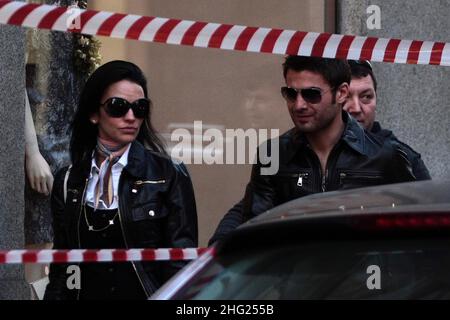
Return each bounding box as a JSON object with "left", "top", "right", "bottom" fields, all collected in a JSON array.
[{"left": 152, "top": 180, "right": 450, "bottom": 300}]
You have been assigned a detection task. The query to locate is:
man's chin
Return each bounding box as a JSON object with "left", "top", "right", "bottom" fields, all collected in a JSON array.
[
  {"left": 357, "top": 120, "right": 369, "bottom": 129},
  {"left": 294, "top": 123, "right": 316, "bottom": 133}
]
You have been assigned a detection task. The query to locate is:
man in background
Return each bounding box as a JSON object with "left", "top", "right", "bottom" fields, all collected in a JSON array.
[{"left": 344, "top": 60, "right": 431, "bottom": 180}]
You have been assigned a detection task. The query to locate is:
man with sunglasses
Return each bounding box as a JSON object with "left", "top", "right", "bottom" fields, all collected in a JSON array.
[
  {"left": 209, "top": 56, "right": 416, "bottom": 243},
  {"left": 344, "top": 60, "right": 431, "bottom": 180}
]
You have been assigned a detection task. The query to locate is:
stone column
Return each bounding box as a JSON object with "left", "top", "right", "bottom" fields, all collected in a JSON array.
[
  {"left": 0, "top": 23, "right": 29, "bottom": 299},
  {"left": 337, "top": 0, "right": 450, "bottom": 179},
  {"left": 0, "top": 0, "right": 85, "bottom": 299}
]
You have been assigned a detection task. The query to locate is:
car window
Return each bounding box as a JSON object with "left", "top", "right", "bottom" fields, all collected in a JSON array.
[{"left": 174, "top": 238, "right": 450, "bottom": 299}]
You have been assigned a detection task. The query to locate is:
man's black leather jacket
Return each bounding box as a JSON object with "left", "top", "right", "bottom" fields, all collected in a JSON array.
[
  {"left": 208, "top": 112, "right": 418, "bottom": 244},
  {"left": 243, "top": 112, "right": 416, "bottom": 220},
  {"left": 44, "top": 141, "right": 198, "bottom": 300},
  {"left": 371, "top": 121, "right": 431, "bottom": 180}
]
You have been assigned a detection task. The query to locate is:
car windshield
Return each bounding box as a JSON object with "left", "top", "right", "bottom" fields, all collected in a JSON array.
[{"left": 175, "top": 238, "right": 450, "bottom": 299}]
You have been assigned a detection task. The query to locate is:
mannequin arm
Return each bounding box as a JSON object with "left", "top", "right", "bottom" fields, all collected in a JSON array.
[{"left": 25, "top": 91, "right": 54, "bottom": 195}]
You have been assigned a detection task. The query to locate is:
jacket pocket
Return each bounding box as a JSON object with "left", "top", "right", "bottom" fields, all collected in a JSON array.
[
  {"left": 274, "top": 169, "right": 314, "bottom": 200},
  {"left": 130, "top": 179, "right": 168, "bottom": 208},
  {"left": 131, "top": 200, "right": 169, "bottom": 222},
  {"left": 130, "top": 200, "right": 169, "bottom": 246},
  {"left": 339, "top": 170, "right": 386, "bottom": 189}
]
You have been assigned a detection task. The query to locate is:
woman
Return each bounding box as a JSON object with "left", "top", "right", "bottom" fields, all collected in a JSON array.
[{"left": 44, "top": 60, "right": 198, "bottom": 300}]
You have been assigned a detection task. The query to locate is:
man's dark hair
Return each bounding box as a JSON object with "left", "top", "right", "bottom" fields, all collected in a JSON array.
[
  {"left": 70, "top": 60, "right": 167, "bottom": 166},
  {"left": 348, "top": 60, "right": 378, "bottom": 92},
  {"left": 282, "top": 56, "right": 351, "bottom": 93}
]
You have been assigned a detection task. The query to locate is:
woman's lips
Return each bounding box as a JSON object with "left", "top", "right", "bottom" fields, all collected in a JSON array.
[{"left": 120, "top": 127, "right": 138, "bottom": 133}]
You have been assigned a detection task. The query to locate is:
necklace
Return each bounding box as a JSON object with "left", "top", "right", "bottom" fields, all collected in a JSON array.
[{"left": 83, "top": 204, "right": 119, "bottom": 232}]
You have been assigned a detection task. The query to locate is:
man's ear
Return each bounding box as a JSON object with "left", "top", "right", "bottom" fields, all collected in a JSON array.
[{"left": 335, "top": 83, "right": 349, "bottom": 104}]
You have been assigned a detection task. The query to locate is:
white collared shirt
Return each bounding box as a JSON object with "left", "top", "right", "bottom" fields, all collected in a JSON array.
[{"left": 85, "top": 144, "right": 131, "bottom": 210}]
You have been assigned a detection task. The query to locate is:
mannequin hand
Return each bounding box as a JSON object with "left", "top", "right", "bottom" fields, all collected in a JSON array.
[{"left": 25, "top": 152, "right": 54, "bottom": 196}]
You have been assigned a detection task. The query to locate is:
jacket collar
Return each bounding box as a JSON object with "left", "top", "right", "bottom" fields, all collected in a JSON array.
[
  {"left": 371, "top": 121, "right": 383, "bottom": 134},
  {"left": 123, "top": 140, "right": 151, "bottom": 179},
  {"left": 286, "top": 111, "right": 371, "bottom": 162},
  {"left": 371, "top": 121, "right": 395, "bottom": 139},
  {"left": 340, "top": 111, "right": 370, "bottom": 155}
]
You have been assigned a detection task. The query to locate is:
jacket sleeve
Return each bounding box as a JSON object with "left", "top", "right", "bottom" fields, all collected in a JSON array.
[
  {"left": 389, "top": 145, "right": 418, "bottom": 183},
  {"left": 162, "top": 161, "right": 198, "bottom": 280},
  {"left": 394, "top": 141, "right": 431, "bottom": 180},
  {"left": 208, "top": 199, "right": 244, "bottom": 246},
  {"left": 411, "top": 156, "right": 432, "bottom": 180},
  {"left": 44, "top": 167, "right": 73, "bottom": 300},
  {"left": 242, "top": 145, "right": 277, "bottom": 222}
]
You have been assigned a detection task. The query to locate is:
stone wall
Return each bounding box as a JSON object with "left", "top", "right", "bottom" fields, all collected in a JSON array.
[{"left": 0, "top": 23, "right": 29, "bottom": 299}]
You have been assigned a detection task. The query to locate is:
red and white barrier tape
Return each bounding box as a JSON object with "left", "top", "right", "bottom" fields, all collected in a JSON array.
[
  {"left": 1, "top": 0, "right": 449, "bottom": 66},
  {"left": 0, "top": 248, "right": 212, "bottom": 264}
]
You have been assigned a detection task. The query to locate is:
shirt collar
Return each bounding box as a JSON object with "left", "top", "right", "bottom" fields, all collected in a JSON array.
[{"left": 117, "top": 143, "right": 131, "bottom": 168}]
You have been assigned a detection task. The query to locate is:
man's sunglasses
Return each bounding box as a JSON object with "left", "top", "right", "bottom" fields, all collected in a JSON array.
[
  {"left": 100, "top": 97, "right": 150, "bottom": 119},
  {"left": 281, "top": 86, "right": 331, "bottom": 104}
]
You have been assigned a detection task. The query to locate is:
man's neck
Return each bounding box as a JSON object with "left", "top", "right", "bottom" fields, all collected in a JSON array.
[{"left": 305, "top": 112, "right": 345, "bottom": 173}]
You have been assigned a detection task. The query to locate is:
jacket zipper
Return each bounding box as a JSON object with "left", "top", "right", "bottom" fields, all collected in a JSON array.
[
  {"left": 340, "top": 172, "right": 384, "bottom": 179},
  {"left": 76, "top": 178, "right": 89, "bottom": 301},
  {"left": 134, "top": 180, "right": 166, "bottom": 185},
  {"left": 305, "top": 145, "right": 322, "bottom": 193},
  {"left": 321, "top": 170, "right": 328, "bottom": 192},
  {"left": 321, "top": 141, "right": 343, "bottom": 192},
  {"left": 117, "top": 204, "right": 149, "bottom": 298},
  {"left": 297, "top": 173, "right": 309, "bottom": 187},
  {"left": 132, "top": 180, "right": 166, "bottom": 194}
]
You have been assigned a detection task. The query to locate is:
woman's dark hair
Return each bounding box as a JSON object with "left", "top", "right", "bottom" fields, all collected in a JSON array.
[{"left": 70, "top": 60, "right": 167, "bottom": 166}]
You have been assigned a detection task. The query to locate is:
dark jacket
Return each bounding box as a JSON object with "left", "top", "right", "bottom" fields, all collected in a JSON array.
[
  {"left": 209, "top": 112, "right": 416, "bottom": 244},
  {"left": 371, "top": 121, "right": 431, "bottom": 180},
  {"left": 44, "top": 141, "right": 198, "bottom": 300}
]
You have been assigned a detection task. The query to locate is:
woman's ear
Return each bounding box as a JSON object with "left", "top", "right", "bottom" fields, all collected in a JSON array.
[
  {"left": 90, "top": 113, "right": 99, "bottom": 124},
  {"left": 335, "top": 83, "right": 349, "bottom": 104}
]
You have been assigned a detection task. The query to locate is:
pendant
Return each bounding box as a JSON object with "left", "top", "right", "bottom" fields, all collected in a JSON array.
[
  {"left": 109, "top": 220, "right": 114, "bottom": 225},
  {"left": 88, "top": 225, "right": 94, "bottom": 231}
]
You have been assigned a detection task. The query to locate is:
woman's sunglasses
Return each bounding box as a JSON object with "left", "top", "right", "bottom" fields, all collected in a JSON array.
[
  {"left": 281, "top": 86, "right": 331, "bottom": 104},
  {"left": 100, "top": 97, "right": 150, "bottom": 119}
]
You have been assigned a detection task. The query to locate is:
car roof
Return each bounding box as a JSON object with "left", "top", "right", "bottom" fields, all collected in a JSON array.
[
  {"left": 245, "top": 180, "right": 450, "bottom": 227},
  {"left": 216, "top": 180, "right": 450, "bottom": 254}
]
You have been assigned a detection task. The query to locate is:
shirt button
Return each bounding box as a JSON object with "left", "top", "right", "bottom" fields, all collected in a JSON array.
[
  {"left": 149, "top": 210, "right": 155, "bottom": 217},
  {"left": 108, "top": 267, "right": 114, "bottom": 273},
  {"left": 110, "top": 287, "right": 116, "bottom": 292},
  {"left": 102, "top": 233, "right": 107, "bottom": 238}
]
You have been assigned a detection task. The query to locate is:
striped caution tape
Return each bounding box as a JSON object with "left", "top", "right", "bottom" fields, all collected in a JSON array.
[
  {"left": 0, "top": 248, "right": 212, "bottom": 264},
  {"left": 0, "top": 0, "right": 449, "bottom": 66}
]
